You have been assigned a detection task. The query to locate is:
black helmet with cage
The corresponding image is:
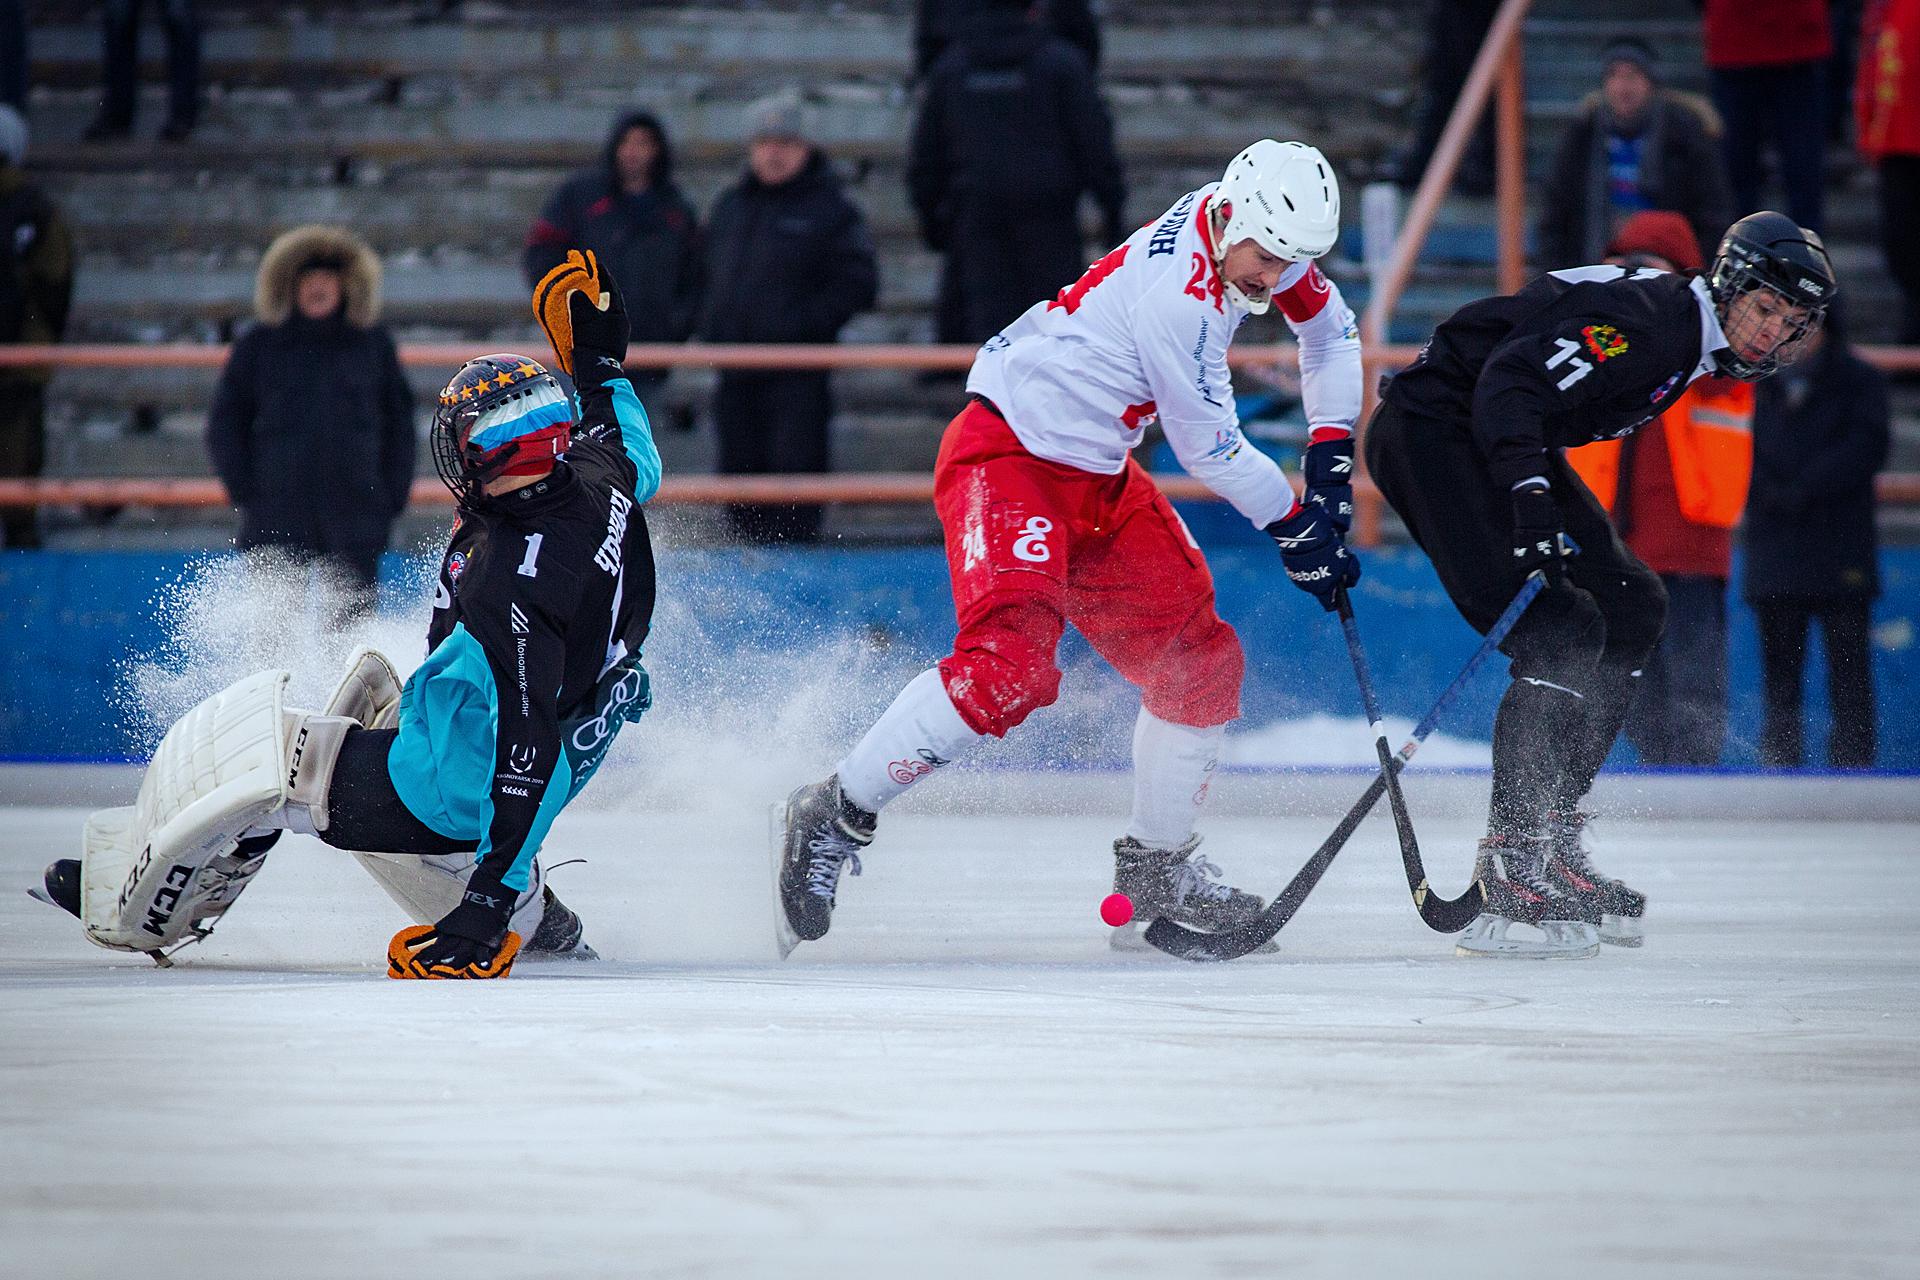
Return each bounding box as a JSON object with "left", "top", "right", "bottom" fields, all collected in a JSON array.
[
  {"left": 430, "top": 354, "right": 573, "bottom": 505},
  {"left": 1706, "top": 211, "right": 1836, "bottom": 382}
]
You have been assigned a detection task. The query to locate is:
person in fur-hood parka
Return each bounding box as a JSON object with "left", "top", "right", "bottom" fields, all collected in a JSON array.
[{"left": 207, "top": 224, "right": 415, "bottom": 610}]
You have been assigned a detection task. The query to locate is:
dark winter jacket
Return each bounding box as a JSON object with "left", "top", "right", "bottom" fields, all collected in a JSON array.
[
  {"left": 908, "top": 7, "right": 1125, "bottom": 248},
  {"left": 0, "top": 163, "right": 74, "bottom": 387},
  {"left": 914, "top": 0, "right": 1101, "bottom": 76},
  {"left": 206, "top": 225, "right": 414, "bottom": 554},
  {"left": 522, "top": 111, "right": 703, "bottom": 349},
  {"left": 696, "top": 153, "right": 878, "bottom": 346},
  {"left": 1537, "top": 91, "right": 1733, "bottom": 271},
  {"left": 1743, "top": 339, "right": 1889, "bottom": 602}
]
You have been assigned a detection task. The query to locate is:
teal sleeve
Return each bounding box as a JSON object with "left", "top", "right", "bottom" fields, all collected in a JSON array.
[{"left": 610, "top": 378, "right": 662, "bottom": 503}]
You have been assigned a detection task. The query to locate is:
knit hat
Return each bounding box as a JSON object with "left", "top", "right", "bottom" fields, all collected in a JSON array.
[
  {"left": 1608, "top": 209, "right": 1703, "bottom": 273},
  {"left": 0, "top": 106, "right": 26, "bottom": 168},
  {"left": 746, "top": 93, "right": 809, "bottom": 142},
  {"left": 1600, "top": 36, "right": 1658, "bottom": 83}
]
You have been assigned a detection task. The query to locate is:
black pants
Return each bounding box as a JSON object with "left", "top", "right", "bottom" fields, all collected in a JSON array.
[
  {"left": 1711, "top": 61, "right": 1828, "bottom": 234},
  {"left": 1878, "top": 155, "right": 1920, "bottom": 343},
  {"left": 714, "top": 369, "right": 832, "bottom": 543},
  {"left": 1625, "top": 574, "right": 1728, "bottom": 767},
  {"left": 318, "top": 727, "right": 474, "bottom": 855},
  {"left": 0, "top": 382, "right": 46, "bottom": 549},
  {"left": 1402, "top": 0, "right": 1500, "bottom": 188},
  {"left": 0, "top": 0, "right": 26, "bottom": 110},
  {"left": 952, "top": 198, "right": 1085, "bottom": 343},
  {"left": 98, "top": 0, "right": 200, "bottom": 130},
  {"left": 1754, "top": 596, "right": 1876, "bottom": 768},
  {"left": 1367, "top": 398, "right": 1667, "bottom": 835}
]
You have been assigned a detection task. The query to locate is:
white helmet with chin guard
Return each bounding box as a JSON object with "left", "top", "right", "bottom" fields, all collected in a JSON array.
[{"left": 1213, "top": 139, "right": 1341, "bottom": 313}]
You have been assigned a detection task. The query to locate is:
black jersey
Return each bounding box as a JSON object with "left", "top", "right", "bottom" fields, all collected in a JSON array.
[
  {"left": 1383, "top": 266, "right": 1729, "bottom": 490},
  {"left": 388, "top": 370, "right": 661, "bottom": 911}
]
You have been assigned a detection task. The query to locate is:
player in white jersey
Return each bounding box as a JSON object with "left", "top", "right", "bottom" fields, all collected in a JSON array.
[{"left": 778, "top": 140, "right": 1366, "bottom": 952}]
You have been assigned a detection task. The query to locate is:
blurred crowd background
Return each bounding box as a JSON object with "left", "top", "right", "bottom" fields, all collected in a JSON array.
[{"left": 1, "top": 0, "right": 1914, "bottom": 769}]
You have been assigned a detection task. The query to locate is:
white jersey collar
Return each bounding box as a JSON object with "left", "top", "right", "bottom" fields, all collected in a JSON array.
[{"left": 1690, "top": 275, "right": 1730, "bottom": 379}]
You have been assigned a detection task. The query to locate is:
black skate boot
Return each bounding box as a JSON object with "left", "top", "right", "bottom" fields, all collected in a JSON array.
[
  {"left": 1108, "top": 835, "right": 1271, "bottom": 953},
  {"left": 1455, "top": 834, "right": 1600, "bottom": 959},
  {"left": 30, "top": 858, "right": 82, "bottom": 918},
  {"left": 775, "top": 775, "right": 875, "bottom": 957},
  {"left": 522, "top": 886, "right": 598, "bottom": 960},
  {"left": 1544, "top": 810, "right": 1646, "bottom": 947}
]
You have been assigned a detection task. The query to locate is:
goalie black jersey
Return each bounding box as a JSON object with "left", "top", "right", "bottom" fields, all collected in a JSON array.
[
  {"left": 387, "top": 370, "right": 661, "bottom": 910},
  {"left": 1383, "top": 265, "right": 1731, "bottom": 489}
]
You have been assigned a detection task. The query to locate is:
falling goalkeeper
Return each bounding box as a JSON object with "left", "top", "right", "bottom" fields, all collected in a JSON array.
[{"left": 34, "top": 251, "right": 661, "bottom": 979}]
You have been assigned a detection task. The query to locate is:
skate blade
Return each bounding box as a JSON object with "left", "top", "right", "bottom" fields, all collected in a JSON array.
[
  {"left": 1600, "top": 913, "right": 1644, "bottom": 948},
  {"left": 770, "top": 802, "right": 800, "bottom": 961},
  {"left": 1109, "top": 919, "right": 1277, "bottom": 956},
  {"left": 1454, "top": 913, "right": 1600, "bottom": 959}
]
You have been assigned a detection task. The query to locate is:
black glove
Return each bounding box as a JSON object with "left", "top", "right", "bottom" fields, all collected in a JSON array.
[
  {"left": 1509, "top": 480, "right": 1570, "bottom": 587},
  {"left": 1301, "top": 431, "right": 1355, "bottom": 534},
  {"left": 568, "top": 275, "right": 630, "bottom": 387},
  {"left": 1266, "top": 504, "right": 1361, "bottom": 611}
]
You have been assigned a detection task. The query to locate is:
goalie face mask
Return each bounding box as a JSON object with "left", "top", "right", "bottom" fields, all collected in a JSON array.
[{"left": 431, "top": 354, "right": 573, "bottom": 504}]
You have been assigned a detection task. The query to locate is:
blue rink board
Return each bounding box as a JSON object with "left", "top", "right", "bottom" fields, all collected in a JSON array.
[{"left": 0, "top": 539, "right": 1913, "bottom": 770}]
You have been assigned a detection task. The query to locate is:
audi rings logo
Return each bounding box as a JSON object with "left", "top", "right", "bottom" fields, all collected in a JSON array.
[{"left": 570, "top": 668, "right": 648, "bottom": 754}]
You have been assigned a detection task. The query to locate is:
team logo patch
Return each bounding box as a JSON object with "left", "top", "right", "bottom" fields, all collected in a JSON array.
[
  {"left": 1582, "top": 324, "right": 1629, "bottom": 361},
  {"left": 1649, "top": 371, "right": 1684, "bottom": 404},
  {"left": 447, "top": 550, "right": 468, "bottom": 585}
]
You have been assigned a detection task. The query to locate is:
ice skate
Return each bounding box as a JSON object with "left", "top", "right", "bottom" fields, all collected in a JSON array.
[
  {"left": 775, "top": 775, "right": 875, "bottom": 957},
  {"left": 1454, "top": 835, "right": 1600, "bottom": 959},
  {"left": 521, "top": 886, "right": 598, "bottom": 960},
  {"left": 1544, "top": 810, "right": 1647, "bottom": 947},
  {"left": 1107, "top": 835, "right": 1273, "bottom": 953},
  {"left": 29, "top": 858, "right": 82, "bottom": 919}
]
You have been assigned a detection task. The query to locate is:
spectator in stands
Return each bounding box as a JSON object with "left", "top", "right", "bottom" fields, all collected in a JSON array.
[
  {"left": 83, "top": 0, "right": 201, "bottom": 142},
  {"left": 1383, "top": 0, "right": 1500, "bottom": 195},
  {"left": 1537, "top": 38, "right": 1733, "bottom": 271},
  {"left": 1743, "top": 304, "right": 1889, "bottom": 768},
  {"left": 908, "top": 0, "right": 1125, "bottom": 344},
  {"left": 1857, "top": 0, "right": 1920, "bottom": 343},
  {"left": 697, "top": 95, "right": 878, "bottom": 544},
  {"left": 914, "top": 0, "right": 1106, "bottom": 360},
  {"left": 2, "top": 0, "right": 27, "bottom": 111},
  {"left": 206, "top": 226, "right": 414, "bottom": 612},
  {"left": 915, "top": 0, "right": 1101, "bottom": 77},
  {"left": 0, "top": 107, "right": 73, "bottom": 551},
  {"left": 1700, "top": 0, "right": 1831, "bottom": 233},
  {"left": 1567, "top": 212, "right": 1753, "bottom": 765},
  {"left": 522, "top": 110, "right": 702, "bottom": 398}
]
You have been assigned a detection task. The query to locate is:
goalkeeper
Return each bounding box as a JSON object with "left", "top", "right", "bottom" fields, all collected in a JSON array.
[{"left": 36, "top": 252, "right": 661, "bottom": 979}]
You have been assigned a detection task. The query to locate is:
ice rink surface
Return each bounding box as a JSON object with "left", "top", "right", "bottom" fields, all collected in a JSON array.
[{"left": 3, "top": 771, "right": 1916, "bottom": 1280}]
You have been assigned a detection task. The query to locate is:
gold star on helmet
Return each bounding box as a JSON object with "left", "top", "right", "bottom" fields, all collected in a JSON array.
[
  {"left": 459, "top": 384, "right": 476, "bottom": 401},
  {"left": 517, "top": 362, "right": 538, "bottom": 378},
  {"left": 494, "top": 371, "right": 514, "bottom": 390}
]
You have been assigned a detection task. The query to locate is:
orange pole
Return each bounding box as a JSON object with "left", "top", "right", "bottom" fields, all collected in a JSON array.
[{"left": 1495, "top": 36, "right": 1528, "bottom": 295}]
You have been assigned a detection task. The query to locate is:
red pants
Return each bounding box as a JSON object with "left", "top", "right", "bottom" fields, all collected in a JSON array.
[{"left": 933, "top": 400, "right": 1244, "bottom": 737}]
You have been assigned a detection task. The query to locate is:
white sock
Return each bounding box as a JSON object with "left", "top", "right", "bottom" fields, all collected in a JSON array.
[
  {"left": 1126, "top": 708, "right": 1226, "bottom": 848},
  {"left": 837, "top": 667, "right": 982, "bottom": 814}
]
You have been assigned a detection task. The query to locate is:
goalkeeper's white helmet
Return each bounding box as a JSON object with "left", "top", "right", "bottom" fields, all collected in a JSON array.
[{"left": 1213, "top": 139, "right": 1341, "bottom": 312}]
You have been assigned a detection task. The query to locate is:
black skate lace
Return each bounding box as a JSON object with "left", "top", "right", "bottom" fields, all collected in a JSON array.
[
  {"left": 805, "top": 832, "right": 863, "bottom": 899},
  {"left": 1549, "top": 811, "right": 1605, "bottom": 881},
  {"left": 1170, "top": 854, "right": 1236, "bottom": 907}
]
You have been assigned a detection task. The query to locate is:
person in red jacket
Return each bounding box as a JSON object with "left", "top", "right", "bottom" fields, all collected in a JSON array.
[
  {"left": 1568, "top": 211, "right": 1756, "bottom": 765},
  {"left": 1700, "top": 0, "right": 1832, "bottom": 234},
  {"left": 1858, "top": 0, "right": 1920, "bottom": 342}
]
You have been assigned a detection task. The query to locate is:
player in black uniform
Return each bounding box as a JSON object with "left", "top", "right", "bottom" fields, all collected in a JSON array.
[
  {"left": 38, "top": 252, "right": 660, "bottom": 979},
  {"left": 1366, "top": 212, "right": 1834, "bottom": 957}
]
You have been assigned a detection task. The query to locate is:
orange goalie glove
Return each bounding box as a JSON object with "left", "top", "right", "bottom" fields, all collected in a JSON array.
[
  {"left": 387, "top": 924, "right": 523, "bottom": 980},
  {"left": 532, "top": 248, "right": 608, "bottom": 377}
]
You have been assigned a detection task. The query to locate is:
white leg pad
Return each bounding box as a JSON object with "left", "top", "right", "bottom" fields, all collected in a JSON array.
[
  {"left": 351, "top": 850, "right": 547, "bottom": 940},
  {"left": 82, "top": 669, "right": 292, "bottom": 953},
  {"left": 324, "top": 646, "right": 402, "bottom": 730}
]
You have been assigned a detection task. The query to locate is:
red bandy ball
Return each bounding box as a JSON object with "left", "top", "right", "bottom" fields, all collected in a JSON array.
[{"left": 1100, "top": 892, "right": 1135, "bottom": 927}]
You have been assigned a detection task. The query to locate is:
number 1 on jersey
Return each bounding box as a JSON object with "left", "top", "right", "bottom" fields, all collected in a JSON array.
[{"left": 517, "top": 532, "right": 543, "bottom": 578}]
